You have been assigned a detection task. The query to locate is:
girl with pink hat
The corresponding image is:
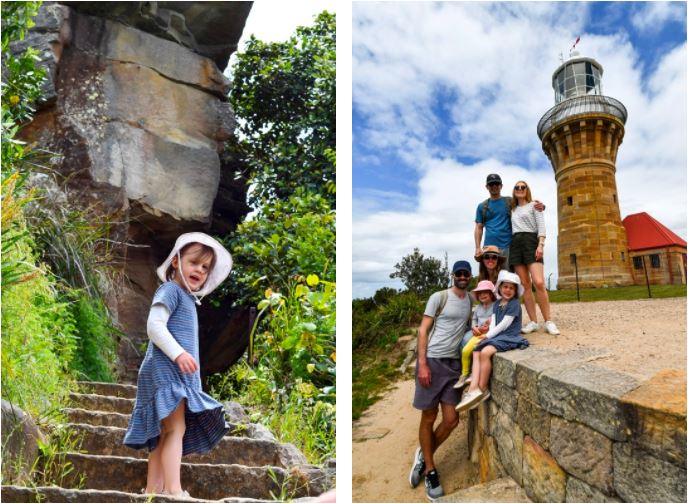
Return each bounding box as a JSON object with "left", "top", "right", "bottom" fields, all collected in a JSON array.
[{"left": 454, "top": 280, "right": 496, "bottom": 390}]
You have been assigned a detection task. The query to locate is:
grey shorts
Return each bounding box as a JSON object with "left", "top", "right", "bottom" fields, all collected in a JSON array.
[{"left": 412, "top": 358, "right": 461, "bottom": 410}]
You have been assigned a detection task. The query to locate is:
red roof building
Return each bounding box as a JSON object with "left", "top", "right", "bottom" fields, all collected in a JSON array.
[{"left": 622, "top": 212, "right": 687, "bottom": 286}]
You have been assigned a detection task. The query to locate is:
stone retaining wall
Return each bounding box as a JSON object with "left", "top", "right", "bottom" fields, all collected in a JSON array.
[{"left": 468, "top": 347, "right": 686, "bottom": 503}]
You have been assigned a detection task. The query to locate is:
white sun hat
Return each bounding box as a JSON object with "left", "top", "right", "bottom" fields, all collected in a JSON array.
[
  {"left": 156, "top": 232, "right": 233, "bottom": 305},
  {"left": 494, "top": 270, "right": 524, "bottom": 299}
]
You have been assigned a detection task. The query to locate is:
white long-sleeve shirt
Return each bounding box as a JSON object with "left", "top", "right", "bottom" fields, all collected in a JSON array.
[
  {"left": 511, "top": 202, "right": 546, "bottom": 237},
  {"left": 147, "top": 304, "right": 184, "bottom": 361}
]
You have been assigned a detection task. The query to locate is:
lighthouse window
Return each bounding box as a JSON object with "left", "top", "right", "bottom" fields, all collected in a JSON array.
[
  {"left": 613, "top": 194, "right": 617, "bottom": 203},
  {"left": 621, "top": 252, "right": 625, "bottom": 262},
  {"left": 567, "top": 196, "right": 573, "bottom": 205},
  {"left": 650, "top": 254, "right": 660, "bottom": 268}
]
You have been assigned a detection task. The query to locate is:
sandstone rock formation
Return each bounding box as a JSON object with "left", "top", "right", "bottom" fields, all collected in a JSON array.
[
  {"left": 17, "top": 2, "right": 253, "bottom": 382},
  {"left": 1, "top": 400, "right": 45, "bottom": 484}
]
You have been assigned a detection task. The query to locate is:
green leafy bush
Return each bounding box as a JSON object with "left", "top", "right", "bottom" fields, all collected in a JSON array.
[
  {"left": 221, "top": 190, "right": 335, "bottom": 306},
  {"left": 229, "top": 11, "right": 335, "bottom": 207}
]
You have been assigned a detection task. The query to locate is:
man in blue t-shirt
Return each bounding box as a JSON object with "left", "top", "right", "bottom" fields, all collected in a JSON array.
[{"left": 474, "top": 173, "right": 544, "bottom": 265}]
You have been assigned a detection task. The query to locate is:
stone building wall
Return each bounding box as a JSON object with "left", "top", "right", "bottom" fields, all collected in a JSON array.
[
  {"left": 468, "top": 347, "right": 686, "bottom": 503},
  {"left": 541, "top": 115, "right": 634, "bottom": 289},
  {"left": 628, "top": 246, "right": 687, "bottom": 286}
]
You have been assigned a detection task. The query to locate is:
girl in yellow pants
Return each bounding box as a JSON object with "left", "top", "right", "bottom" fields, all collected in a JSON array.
[{"left": 454, "top": 280, "right": 495, "bottom": 390}]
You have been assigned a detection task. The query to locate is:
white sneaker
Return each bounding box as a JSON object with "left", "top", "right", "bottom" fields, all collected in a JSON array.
[
  {"left": 521, "top": 321, "right": 539, "bottom": 334},
  {"left": 453, "top": 374, "right": 470, "bottom": 390},
  {"left": 455, "top": 389, "right": 484, "bottom": 412},
  {"left": 544, "top": 321, "right": 560, "bottom": 335}
]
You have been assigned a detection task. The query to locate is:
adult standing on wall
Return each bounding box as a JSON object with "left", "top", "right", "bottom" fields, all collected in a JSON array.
[
  {"left": 475, "top": 173, "right": 545, "bottom": 334},
  {"left": 474, "top": 173, "right": 545, "bottom": 267},
  {"left": 509, "top": 180, "right": 560, "bottom": 335},
  {"left": 408, "top": 260, "right": 473, "bottom": 501}
]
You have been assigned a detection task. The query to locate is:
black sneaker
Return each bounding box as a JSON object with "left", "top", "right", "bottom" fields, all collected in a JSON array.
[
  {"left": 424, "top": 468, "right": 444, "bottom": 500},
  {"left": 408, "top": 447, "right": 425, "bottom": 488}
]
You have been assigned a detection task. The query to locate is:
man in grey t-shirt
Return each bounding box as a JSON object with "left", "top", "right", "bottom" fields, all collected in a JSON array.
[{"left": 408, "top": 260, "right": 472, "bottom": 500}]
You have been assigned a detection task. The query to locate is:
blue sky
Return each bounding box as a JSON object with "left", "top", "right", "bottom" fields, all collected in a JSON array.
[{"left": 352, "top": 1, "right": 687, "bottom": 298}]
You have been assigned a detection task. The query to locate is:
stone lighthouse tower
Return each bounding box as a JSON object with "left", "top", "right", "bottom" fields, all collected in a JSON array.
[{"left": 537, "top": 52, "right": 633, "bottom": 288}]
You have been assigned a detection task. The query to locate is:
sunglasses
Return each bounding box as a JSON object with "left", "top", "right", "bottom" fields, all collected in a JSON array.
[
  {"left": 483, "top": 254, "right": 499, "bottom": 261},
  {"left": 514, "top": 185, "right": 528, "bottom": 190},
  {"left": 453, "top": 271, "right": 471, "bottom": 278},
  {"left": 487, "top": 182, "right": 501, "bottom": 187}
]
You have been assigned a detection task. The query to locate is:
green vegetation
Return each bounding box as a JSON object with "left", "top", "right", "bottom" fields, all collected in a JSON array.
[
  {"left": 548, "top": 284, "right": 686, "bottom": 303},
  {"left": 210, "top": 12, "right": 336, "bottom": 464},
  {"left": 352, "top": 290, "right": 424, "bottom": 419},
  {"left": 229, "top": 11, "right": 335, "bottom": 207},
  {"left": 1, "top": 1, "right": 119, "bottom": 485},
  {"left": 390, "top": 248, "right": 450, "bottom": 296}
]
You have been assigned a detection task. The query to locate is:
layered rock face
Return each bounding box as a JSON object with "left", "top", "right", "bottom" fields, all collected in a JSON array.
[{"left": 19, "top": 2, "right": 253, "bottom": 382}]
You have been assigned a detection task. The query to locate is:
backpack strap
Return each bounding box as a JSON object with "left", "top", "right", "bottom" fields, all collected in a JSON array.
[
  {"left": 428, "top": 289, "right": 450, "bottom": 344},
  {"left": 483, "top": 196, "right": 513, "bottom": 222}
]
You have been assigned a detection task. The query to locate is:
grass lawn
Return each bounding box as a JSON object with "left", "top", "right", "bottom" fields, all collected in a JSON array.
[{"left": 548, "top": 284, "right": 686, "bottom": 303}]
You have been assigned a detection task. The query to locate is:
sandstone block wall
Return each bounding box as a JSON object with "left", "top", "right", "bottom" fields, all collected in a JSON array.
[
  {"left": 541, "top": 115, "right": 634, "bottom": 289},
  {"left": 469, "top": 348, "right": 686, "bottom": 503},
  {"left": 628, "top": 247, "right": 687, "bottom": 286}
]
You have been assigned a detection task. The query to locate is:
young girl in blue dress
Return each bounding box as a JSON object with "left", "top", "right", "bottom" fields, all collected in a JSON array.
[
  {"left": 455, "top": 270, "right": 529, "bottom": 412},
  {"left": 123, "top": 232, "right": 232, "bottom": 497}
]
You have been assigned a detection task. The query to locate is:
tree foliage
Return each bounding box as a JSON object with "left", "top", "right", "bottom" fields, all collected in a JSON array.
[
  {"left": 390, "top": 248, "right": 449, "bottom": 295},
  {"left": 229, "top": 11, "right": 335, "bottom": 207}
]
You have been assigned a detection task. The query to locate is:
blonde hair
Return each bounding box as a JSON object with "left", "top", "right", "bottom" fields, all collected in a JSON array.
[{"left": 511, "top": 180, "right": 532, "bottom": 210}]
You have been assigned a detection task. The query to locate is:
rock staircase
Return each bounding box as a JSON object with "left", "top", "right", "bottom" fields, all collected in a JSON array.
[{"left": 2, "top": 382, "right": 331, "bottom": 502}]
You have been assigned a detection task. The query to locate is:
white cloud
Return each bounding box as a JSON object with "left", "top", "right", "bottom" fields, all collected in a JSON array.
[
  {"left": 352, "top": 2, "right": 687, "bottom": 298},
  {"left": 631, "top": 2, "right": 687, "bottom": 33}
]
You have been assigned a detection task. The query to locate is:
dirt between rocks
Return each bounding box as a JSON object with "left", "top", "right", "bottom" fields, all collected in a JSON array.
[{"left": 352, "top": 297, "right": 686, "bottom": 503}]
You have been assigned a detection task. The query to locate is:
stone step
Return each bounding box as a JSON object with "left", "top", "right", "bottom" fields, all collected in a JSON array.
[
  {"left": 0, "top": 485, "right": 275, "bottom": 502},
  {"left": 69, "top": 392, "right": 134, "bottom": 414},
  {"left": 77, "top": 381, "right": 137, "bottom": 399},
  {"left": 59, "top": 453, "right": 327, "bottom": 500},
  {"left": 436, "top": 477, "right": 534, "bottom": 502},
  {"left": 62, "top": 408, "right": 275, "bottom": 441},
  {"left": 68, "top": 423, "right": 307, "bottom": 467}
]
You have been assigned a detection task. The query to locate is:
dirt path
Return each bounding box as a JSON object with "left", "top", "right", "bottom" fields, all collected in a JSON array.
[{"left": 352, "top": 297, "right": 686, "bottom": 502}]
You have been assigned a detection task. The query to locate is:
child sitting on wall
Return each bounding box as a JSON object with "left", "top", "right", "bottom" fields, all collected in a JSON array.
[{"left": 455, "top": 270, "right": 529, "bottom": 411}]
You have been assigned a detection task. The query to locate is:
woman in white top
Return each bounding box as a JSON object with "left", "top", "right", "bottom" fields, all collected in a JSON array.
[{"left": 508, "top": 181, "right": 560, "bottom": 335}]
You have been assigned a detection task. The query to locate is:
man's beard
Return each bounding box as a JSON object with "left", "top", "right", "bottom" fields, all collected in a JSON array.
[{"left": 453, "top": 278, "right": 468, "bottom": 289}]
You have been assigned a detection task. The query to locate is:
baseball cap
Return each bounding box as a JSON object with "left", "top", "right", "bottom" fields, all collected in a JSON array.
[
  {"left": 451, "top": 260, "right": 472, "bottom": 275},
  {"left": 486, "top": 174, "right": 502, "bottom": 185}
]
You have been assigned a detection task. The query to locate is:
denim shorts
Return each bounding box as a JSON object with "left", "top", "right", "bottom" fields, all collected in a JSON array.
[{"left": 412, "top": 358, "right": 461, "bottom": 410}]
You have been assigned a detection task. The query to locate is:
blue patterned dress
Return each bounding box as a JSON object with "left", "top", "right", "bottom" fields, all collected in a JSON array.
[{"left": 123, "top": 282, "right": 227, "bottom": 455}]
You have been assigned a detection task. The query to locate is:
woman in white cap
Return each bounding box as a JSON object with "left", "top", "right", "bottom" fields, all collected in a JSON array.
[
  {"left": 455, "top": 270, "right": 529, "bottom": 412},
  {"left": 123, "top": 233, "right": 233, "bottom": 497}
]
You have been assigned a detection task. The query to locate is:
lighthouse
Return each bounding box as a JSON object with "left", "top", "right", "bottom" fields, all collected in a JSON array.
[{"left": 537, "top": 52, "right": 634, "bottom": 288}]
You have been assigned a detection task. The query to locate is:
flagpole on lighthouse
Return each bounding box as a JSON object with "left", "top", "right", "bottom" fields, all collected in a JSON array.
[{"left": 569, "top": 35, "right": 581, "bottom": 56}]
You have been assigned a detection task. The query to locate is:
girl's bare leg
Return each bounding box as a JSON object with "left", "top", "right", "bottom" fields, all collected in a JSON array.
[
  {"left": 467, "top": 351, "right": 482, "bottom": 393},
  {"left": 514, "top": 264, "right": 537, "bottom": 323},
  {"left": 145, "top": 438, "right": 165, "bottom": 494},
  {"left": 160, "top": 399, "right": 187, "bottom": 494},
  {"left": 528, "top": 262, "right": 551, "bottom": 320},
  {"left": 477, "top": 346, "right": 497, "bottom": 391}
]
